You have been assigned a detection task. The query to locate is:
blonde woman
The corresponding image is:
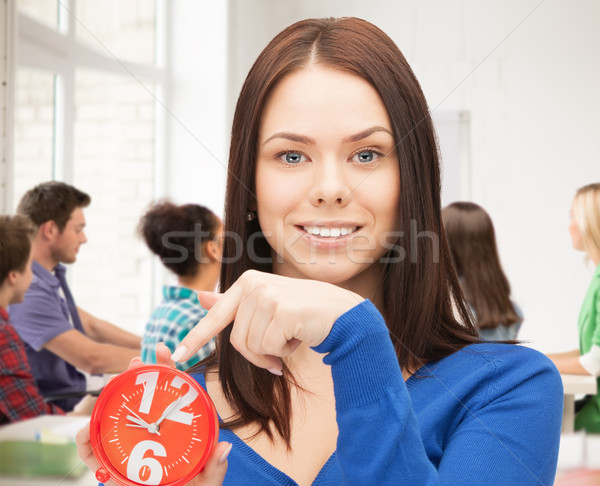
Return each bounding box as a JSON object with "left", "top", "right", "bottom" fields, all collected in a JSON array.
[{"left": 549, "top": 183, "right": 600, "bottom": 432}]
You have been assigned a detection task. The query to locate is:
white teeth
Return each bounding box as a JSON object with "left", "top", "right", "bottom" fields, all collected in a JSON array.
[{"left": 303, "top": 226, "right": 357, "bottom": 237}]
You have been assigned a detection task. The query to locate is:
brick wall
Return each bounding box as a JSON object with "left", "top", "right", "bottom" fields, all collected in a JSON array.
[
  {"left": 12, "top": 68, "right": 54, "bottom": 205},
  {"left": 72, "top": 70, "right": 155, "bottom": 335}
]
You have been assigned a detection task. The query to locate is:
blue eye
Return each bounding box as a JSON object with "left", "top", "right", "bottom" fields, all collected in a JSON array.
[
  {"left": 353, "top": 151, "right": 378, "bottom": 163},
  {"left": 282, "top": 152, "right": 305, "bottom": 164}
]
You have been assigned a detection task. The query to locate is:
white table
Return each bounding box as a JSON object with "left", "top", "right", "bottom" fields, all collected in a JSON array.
[
  {"left": 0, "top": 415, "right": 96, "bottom": 486},
  {"left": 561, "top": 373, "right": 598, "bottom": 433}
]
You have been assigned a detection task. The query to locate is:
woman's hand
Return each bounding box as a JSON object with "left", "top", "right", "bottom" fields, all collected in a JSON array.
[
  {"left": 76, "top": 424, "right": 117, "bottom": 486},
  {"left": 75, "top": 343, "right": 231, "bottom": 485},
  {"left": 76, "top": 424, "right": 231, "bottom": 486},
  {"left": 172, "top": 270, "right": 363, "bottom": 373}
]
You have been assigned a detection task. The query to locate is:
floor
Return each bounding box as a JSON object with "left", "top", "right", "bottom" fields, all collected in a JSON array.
[{"left": 555, "top": 433, "right": 600, "bottom": 485}]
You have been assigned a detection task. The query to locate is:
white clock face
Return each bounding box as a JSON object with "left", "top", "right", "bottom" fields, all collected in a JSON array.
[{"left": 92, "top": 367, "right": 217, "bottom": 486}]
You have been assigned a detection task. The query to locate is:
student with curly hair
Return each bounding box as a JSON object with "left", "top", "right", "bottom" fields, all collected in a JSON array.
[{"left": 138, "top": 201, "right": 222, "bottom": 370}]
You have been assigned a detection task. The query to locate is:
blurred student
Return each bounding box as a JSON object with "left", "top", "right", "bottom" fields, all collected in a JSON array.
[
  {"left": 9, "top": 182, "right": 141, "bottom": 412},
  {"left": 548, "top": 183, "right": 600, "bottom": 433},
  {"left": 1, "top": 215, "right": 94, "bottom": 423},
  {"left": 138, "top": 201, "right": 221, "bottom": 370},
  {"left": 0, "top": 214, "right": 66, "bottom": 423},
  {"left": 442, "top": 201, "right": 522, "bottom": 341}
]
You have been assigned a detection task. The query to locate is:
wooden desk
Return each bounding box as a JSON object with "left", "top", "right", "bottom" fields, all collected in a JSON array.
[
  {"left": 0, "top": 415, "right": 95, "bottom": 485},
  {"left": 561, "top": 373, "right": 598, "bottom": 433}
]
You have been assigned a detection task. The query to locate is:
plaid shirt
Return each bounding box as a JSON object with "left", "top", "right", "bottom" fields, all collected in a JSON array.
[
  {"left": 141, "top": 286, "right": 216, "bottom": 371},
  {"left": 0, "top": 307, "right": 64, "bottom": 424}
]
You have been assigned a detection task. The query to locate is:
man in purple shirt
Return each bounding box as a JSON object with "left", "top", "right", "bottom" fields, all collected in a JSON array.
[{"left": 9, "top": 182, "right": 141, "bottom": 411}]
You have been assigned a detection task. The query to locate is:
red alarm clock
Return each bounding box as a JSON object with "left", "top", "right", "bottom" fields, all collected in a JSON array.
[{"left": 89, "top": 364, "right": 218, "bottom": 486}]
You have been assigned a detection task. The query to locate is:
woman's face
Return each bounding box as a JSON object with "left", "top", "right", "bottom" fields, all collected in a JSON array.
[
  {"left": 569, "top": 204, "right": 585, "bottom": 252},
  {"left": 255, "top": 65, "right": 400, "bottom": 291}
]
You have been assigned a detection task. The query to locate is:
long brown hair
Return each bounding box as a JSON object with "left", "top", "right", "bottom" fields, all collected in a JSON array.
[
  {"left": 442, "top": 202, "right": 520, "bottom": 330},
  {"left": 196, "top": 17, "right": 479, "bottom": 445}
]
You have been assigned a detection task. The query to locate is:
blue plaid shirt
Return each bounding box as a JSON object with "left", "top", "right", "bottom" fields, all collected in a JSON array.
[{"left": 141, "top": 286, "right": 216, "bottom": 371}]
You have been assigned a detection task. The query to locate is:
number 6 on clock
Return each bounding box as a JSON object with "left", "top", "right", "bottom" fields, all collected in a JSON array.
[{"left": 127, "top": 440, "right": 166, "bottom": 484}]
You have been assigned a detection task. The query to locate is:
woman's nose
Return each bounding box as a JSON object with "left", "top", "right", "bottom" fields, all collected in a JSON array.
[{"left": 308, "top": 159, "right": 352, "bottom": 207}]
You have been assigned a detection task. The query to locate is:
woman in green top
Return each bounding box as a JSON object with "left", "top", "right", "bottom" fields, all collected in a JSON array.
[{"left": 548, "top": 182, "right": 600, "bottom": 432}]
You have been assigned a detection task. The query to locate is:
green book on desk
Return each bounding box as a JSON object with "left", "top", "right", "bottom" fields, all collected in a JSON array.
[{"left": 0, "top": 440, "right": 88, "bottom": 478}]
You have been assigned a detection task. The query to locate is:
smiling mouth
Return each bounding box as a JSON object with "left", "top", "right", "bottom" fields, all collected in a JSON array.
[{"left": 299, "top": 225, "right": 360, "bottom": 238}]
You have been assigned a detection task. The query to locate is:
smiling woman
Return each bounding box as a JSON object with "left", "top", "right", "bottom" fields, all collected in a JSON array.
[
  {"left": 76, "top": 17, "right": 564, "bottom": 486},
  {"left": 256, "top": 66, "right": 400, "bottom": 288}
]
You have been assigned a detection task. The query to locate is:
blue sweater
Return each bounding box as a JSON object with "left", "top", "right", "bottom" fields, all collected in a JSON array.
[{"left": 192, "top": 300, "right": 563, "bottom": 485}]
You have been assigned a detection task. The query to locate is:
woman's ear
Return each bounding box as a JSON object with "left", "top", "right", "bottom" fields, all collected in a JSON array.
[
  {"left": 248, "top": 197, "right": 257, "bottom": 212},
  {"left": 204, "top": 240, "right": 221, "bottom": 262}
]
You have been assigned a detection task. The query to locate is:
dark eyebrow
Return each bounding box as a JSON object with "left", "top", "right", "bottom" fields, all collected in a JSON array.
[
  {"left": 342, "top": 126, "right": 394, "bottom": 143},
  {"left": 262, "top": 132, "right": 316, "bottom": 147},
  {"left": 262, "top": 126, "right": 393, "bottom": 147}
]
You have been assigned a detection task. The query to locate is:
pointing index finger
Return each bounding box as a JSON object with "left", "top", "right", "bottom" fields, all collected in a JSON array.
[{"left": 171, "top": 282, "right": 244, "bottom": 362}]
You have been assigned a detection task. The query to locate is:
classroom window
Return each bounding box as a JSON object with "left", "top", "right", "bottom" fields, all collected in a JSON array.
[
  {"left": 13, "top": 0, "right": 164, "bottom": 334},
  {"left": 17, "top": 0, "right": 60, "bottom": 31}
]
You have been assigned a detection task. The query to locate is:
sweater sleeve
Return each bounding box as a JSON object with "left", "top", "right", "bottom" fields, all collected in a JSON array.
[
  {"left": 312, "top": 300, "right": 438, "bottom": 485},
  {"left": 312, "top": 300, "right": 562, "bottom": 485}
]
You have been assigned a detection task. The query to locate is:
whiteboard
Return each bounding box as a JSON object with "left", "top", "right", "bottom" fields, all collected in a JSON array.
[{"left": 432, "top": 110, "right": 471, "bottom": 208}]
